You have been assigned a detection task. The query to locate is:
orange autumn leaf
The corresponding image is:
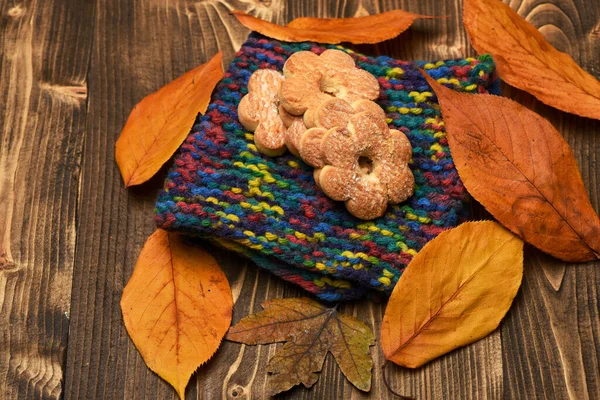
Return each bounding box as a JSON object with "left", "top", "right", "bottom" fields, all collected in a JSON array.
[
  {"left": 116, "top": 52, "right": 223, "bottom": 187},
  {"left": 463, "top": 0, "right": 600, "bottom": 120},
  {"left": 422, "top": 70, "right": 600, "bottom": 262},
  {"left": 232, "top": 10, "right": 432, "bottom": 44},
  {"left": 381, "top": 221, "right": 523, "bottom": 368},
  {"left": 226, "top": 297, "right": 374, "bottom": 395},
  {"left": 121, "top": 229, "right": 232, "bottom": 399}
]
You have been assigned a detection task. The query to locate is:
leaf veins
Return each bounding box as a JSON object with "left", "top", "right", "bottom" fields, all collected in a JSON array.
[{"left": 226, "top": 297, "right": 374, "bottom": 396}]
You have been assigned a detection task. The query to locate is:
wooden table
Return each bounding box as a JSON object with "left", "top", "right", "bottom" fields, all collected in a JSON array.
[{"left": 1, "top": 0, "right": 599, "bottom": 398}]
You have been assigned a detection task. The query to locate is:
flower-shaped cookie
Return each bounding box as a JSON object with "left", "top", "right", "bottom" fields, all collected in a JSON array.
[
  {"left": 298, "top": 98, "right": 386, "bottom": 168},
  {"left": 284, "top": 119, "right": 306, "bottom": 158},
  {"left": 238, "top": 69, "right": 287, "bottom": 156},
  {"left": 279, "top": 50, "right": 380, "bottom": 116},
  {"left": 316, "top": 112, "right": 414, "bottom": 220},
  {"left": 275, "top": 104, "right": 306, "bottom": 158}
]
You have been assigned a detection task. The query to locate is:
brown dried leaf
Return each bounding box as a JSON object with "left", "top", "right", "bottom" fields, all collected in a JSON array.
[
  {"left": 382, "top": 221, "right": 523, "bottom": 368},
  {"left": 226, "top": 297, "right": 374, "bottom": 395},
  {"left": 464, "top": 0, "right": 600, "bottom": 120},
  {"left": 422, "top": 70, "right": 600, "bottom": 262},
  {"left": 116, "top": 52, "right": 223, "bottom": 187},
  {"left": 121, "top": 229, "right": 233, "bottom": 399},
  {"left": 232, "top": 10, "right": 432, "bottom": 44}
]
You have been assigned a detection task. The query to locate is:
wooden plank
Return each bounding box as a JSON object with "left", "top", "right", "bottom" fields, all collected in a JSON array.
[
  {"left": 502, "top": 250, "right": 600, "bottom": 399},
  {"left": 0, "top": 0, "right": 95, "bottom": 398},
  {"left": 497, "top": 1, "right": 600, "bottom": 398}
]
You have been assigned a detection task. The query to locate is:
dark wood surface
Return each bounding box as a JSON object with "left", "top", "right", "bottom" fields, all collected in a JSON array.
[{"left": 1, "top": 0, "right": 598, "bottom": 399}]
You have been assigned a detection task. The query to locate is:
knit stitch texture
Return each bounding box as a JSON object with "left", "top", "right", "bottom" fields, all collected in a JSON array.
[{"left": 155, "top": 33, "right": 498, "bottom": 302}]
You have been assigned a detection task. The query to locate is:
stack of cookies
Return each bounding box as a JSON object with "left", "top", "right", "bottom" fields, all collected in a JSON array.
[{"left": 237, "top": 49, "right": 414, "bottom": 220}]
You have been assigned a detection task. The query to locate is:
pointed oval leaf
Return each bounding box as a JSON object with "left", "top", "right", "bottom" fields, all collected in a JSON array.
[
  {"left": 464, "top": 0, "right": 600, "bottom": 120},
  {"left": 121, "top": 229, "right": 232, "bottom": 399},
  {"left": 381, "top": 221, "right": 523, "bottom": 368},
  {"left": 227, "top": 297, "right": 374, "bottom": 394},
  {"left": 116, "top": 52, "right": 223, "bottom": 187},
  {"left": 232, "top": 10, "right": 432, "bottom": 44},
  {"left": 422, "top": 71, "right": 600, "bottom": 262}
]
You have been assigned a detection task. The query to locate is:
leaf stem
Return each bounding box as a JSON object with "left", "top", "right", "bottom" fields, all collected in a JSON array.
[{"left": 381, "top": 361, "right": 415, "bottom": 400}]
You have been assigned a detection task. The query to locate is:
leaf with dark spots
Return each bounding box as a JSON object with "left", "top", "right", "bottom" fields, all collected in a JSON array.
[
  {"left": 226, "top": 297, "right": 374, "bottom": 395},
  {"left": 421, "top": 70, "right": 600, "bottom": 262}
]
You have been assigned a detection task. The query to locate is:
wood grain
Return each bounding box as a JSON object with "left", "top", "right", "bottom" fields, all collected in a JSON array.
[
  {"left": 502, "top": 249, "right": 600, "bottom": 399},
  {"left": 0, "top": 0, "right": 94, "bottom": 398},
  {"left": 0, "top": 0, "right": 597, "bottom": 399},
  {"left": 496, "top": 1, "right": 600, "bottom": 398}
]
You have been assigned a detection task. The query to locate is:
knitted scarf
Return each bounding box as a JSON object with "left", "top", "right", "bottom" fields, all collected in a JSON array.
[{"left": 155, "top": 33, "right": 498, "bottom": 301}]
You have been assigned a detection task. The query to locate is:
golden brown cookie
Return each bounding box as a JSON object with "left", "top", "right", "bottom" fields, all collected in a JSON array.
[
  {"left": 279, "top": 50, "right": 380, "bottom": 117},
  {"left": 298, "top": 98, "right": 386, "bottom": 169},
  {"left": 305, "top": 97, "right": 385, "bottom": 129},
  {"left": 284, "top": 118, "right": 307, "bottom": 158},
  {"left": 279, "top": 52, "right": 330, "bottom": 115},
  {"left": 238, "top": 69, "right": 287, "bottom": 156},
  {"left": 318, "top": 50, "right": 380, "bottom": 103},
  {"left": 317, "top": 112, "right": 414, "bottom": 220},
  {"left": 278, "top": 104, "right": 297, "bottom": 128},
  {"left": 298, "top": 127, "right": 328, "bottom": 168},
  {"left": 351, "top": 99, "right": 386, "bottom": 121},
  {"left": 305, "top": 97, "right": 355, "bottom": 129}
]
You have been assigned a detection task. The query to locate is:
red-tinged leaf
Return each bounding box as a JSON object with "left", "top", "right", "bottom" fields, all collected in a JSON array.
[
  {"left": 233, "top": 10, "right": 433, "bottom": 44},
  {"left": 464, "top": 0, "right": 600, "bottom": 120},
  {"left": 422, "top": 70, "right": 600, "bottom": 262},
  {"left": 116, "top": 52, "right": 223, "bottom": 187}
]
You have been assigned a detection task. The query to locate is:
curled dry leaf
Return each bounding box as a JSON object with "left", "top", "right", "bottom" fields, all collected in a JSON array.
[
  {"left": 116, "top": 52, "right": 224, "bottom": 187},
  {"left": 381, "top": 221, "right": 523, "bottom": 368},
  {"left": 226, "top": 297, "right": 374, "bottom": 395},
  {"left": 232, "top": 10, "right": 432, "bottom": 44},
  {"left": 422, "top": 70, "right": 600, "bottom": 262},
  {"left": 121, "top": 229, "right": 233, "bottom": 399},
  {"left": 463, "top": 0, "right": 600, "bottom": 120}
]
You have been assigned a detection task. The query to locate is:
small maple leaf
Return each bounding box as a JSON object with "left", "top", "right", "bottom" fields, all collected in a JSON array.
[{"left": 226, "top": 297, "right": 375, "bottom": 395}]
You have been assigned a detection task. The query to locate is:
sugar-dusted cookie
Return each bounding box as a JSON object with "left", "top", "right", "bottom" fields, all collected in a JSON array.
[
  {"left": 304, "top": 97, "right": 385, "bottom": 128},
  {"left": 279, "top": 50, "right": 380, "bottom": 117},
  {"left": 278, "top": 104, "right": 297, "bottom": 128},
  {"left": 299, "top": 127, "right": 328, "bottom": 168},
  {"left": 284, "top": 118, "right": 307, "bottom": 158},
  {"left": 238, "top": 69, "right": 287, "bottom": 156},
  {"left": 318, "top": 112, "right": 414, "bottom": 220},
  {"left": 298, "top": 98, "right": 386, "bottom": 168}
]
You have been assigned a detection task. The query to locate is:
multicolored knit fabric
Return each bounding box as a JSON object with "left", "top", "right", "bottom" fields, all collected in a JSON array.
[{"left": 155, "top": 33, "right": 498, "bottom": 301}]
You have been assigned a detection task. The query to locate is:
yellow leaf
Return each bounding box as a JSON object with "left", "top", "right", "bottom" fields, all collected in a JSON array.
[
  {"left": 233, "top": 10, "right": 433, "bottom": 44},
  {"left": 381, "top": 221, "right": 523, "bottom": 368},
  {"left": 463, "top": 0, "right": 600, "bottom": 120},
  {"left": 115, "top": 52, "right": 224, "bottom": 187},
  {"left": 121, "top": 229, "right": 232, "bottom": 399}
]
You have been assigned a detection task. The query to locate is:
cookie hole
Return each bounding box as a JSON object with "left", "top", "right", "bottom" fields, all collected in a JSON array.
[{"left": 358, "top": 156, "right": 374, "bottom": 174}]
